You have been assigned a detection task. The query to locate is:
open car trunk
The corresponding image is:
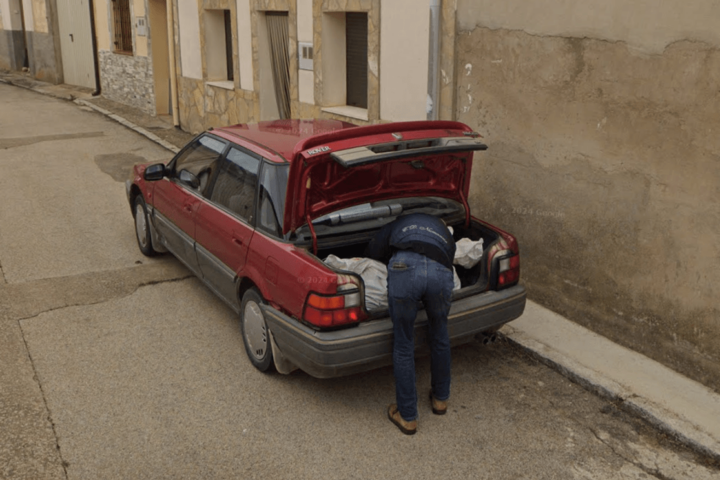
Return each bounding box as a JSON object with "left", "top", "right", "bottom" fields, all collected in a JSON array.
[{"left": 295, "top": 212, "right": 501, "bottom": 313}]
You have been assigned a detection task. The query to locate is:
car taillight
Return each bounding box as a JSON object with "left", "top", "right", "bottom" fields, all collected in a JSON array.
[
  {"left": 497, "top": 254, "right": 520, "bottom": 288},
  {"left": 303, "top": 274, "right": 366, "bottom": 328}
]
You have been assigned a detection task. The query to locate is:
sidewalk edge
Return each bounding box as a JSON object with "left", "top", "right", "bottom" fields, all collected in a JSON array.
[
  {"left": 500, "top": 324, "right": 720, "bottom": 463},
  {"left": 73, "top": 100, "right": 180, "bottom": 154}
]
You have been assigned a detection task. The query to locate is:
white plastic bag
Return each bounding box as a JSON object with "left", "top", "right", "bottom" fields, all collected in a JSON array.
[
  {"left": 452, "top": 267, "right": 462, "bottom": 291},
  {"left": 454, "top": 237, "right": 484, "bottom": 269},
  {"left": 324, "top": 255, "right": 388, "bottom": 311}
]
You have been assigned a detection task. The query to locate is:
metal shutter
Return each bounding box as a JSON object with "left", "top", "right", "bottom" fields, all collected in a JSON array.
[{"left": 345, "top": 12, "right": 368, "bottom": 109}]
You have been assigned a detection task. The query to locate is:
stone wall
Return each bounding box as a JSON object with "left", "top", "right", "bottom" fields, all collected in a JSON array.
[
  {"left": 455, "top": 2, "right": 720, "bottom": 391},
  {"left": 99, "top": 51, "right": 156, "bottom": 114},
  {"left": 178, "top": 76, "right": 257, "bottom": 133}
]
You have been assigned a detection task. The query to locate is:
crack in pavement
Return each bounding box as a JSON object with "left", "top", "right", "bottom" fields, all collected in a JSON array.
[
  {"left": 18, "top": 322, "right": 70, "bottom": 480},
  {"left": 10, "top": 273, "right": 193, "bottom": 479},
  {"left": 0, "top": 132, "right": 105, "bottom": 150},
  {"left": 16, "top": 275, "right": 195, "bottom": 323},
  {"left": 589, "top": 426, "right": 673, "bottom": 480}
]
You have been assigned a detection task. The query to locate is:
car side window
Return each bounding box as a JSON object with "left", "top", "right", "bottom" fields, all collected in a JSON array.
[
  {"left": 257, "top": 163, "right": 289, "bottom": 237},
  {"left": 172, "top": 135, "right": 226, "bottom": 196},
  {"left": 210, "top": 147, "right": 260, "bottom": 223}
]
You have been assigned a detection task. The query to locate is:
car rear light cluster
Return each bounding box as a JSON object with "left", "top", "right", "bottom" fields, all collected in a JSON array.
[
  {"left": 303, "top": 274, "right": 366, "bottom": 328},
  {"left": 497, "top": 255, "right": 520, "bottom": 288}
]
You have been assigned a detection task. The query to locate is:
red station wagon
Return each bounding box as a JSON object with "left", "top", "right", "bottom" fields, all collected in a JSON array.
[{"left": 126, "top": 120, "right": 526, "bottom": 378}]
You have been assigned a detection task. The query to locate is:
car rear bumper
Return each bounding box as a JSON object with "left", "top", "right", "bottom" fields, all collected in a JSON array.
[{"left": 261, "top": 284, "right": 526, "bottom": 379}]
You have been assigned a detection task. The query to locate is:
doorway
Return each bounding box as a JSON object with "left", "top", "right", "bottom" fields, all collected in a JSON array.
[
  {"left": 56, "top": 0, "right": 95, "bottom": 88},
  {"left": 148, "top": 0, "right": 170, "bottom": 115}
]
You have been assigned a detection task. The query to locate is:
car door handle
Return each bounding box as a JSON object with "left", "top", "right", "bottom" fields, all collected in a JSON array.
[
  {"left": 183, "top": 203, "right": 193, "bottom": 213},
  {"left": 232, "top": 236, "right": 243, "bottom": 246}
]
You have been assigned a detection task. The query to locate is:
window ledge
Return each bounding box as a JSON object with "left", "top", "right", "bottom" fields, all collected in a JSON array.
[
  {"left": 206, "top": 80, "right": 235, "bottom": 90},
  {"left": 322, "top": 105, "right": 368, "bottom": 122}
]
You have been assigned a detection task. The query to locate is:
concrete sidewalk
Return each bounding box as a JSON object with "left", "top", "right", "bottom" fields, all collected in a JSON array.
[
  {"left": 502, "top": 302, "right": 720, "bottom": 463},
  {"left": 3, "top": 69, "right": 719, "bottom": 463}
]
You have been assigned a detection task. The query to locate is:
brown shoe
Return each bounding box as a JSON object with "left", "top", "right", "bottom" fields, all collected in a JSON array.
[
  {"left": 387, "top": 404, "right": 417, "bottom": 435},
  {"left": 429, "top": 390, "right": 448, "bottom": 415}
]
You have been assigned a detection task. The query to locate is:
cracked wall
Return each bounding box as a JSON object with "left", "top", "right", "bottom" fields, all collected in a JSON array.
[{"left": 456, "top": 3, "right": 720, "bottom": 391}]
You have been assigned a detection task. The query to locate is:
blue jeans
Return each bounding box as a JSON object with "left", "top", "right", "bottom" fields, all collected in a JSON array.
[{"left": 388, "top": 250, "right": 453, "bottom": 421}]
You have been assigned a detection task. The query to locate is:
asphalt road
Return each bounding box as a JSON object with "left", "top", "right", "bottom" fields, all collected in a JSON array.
[{"left": 1, "top": 84, "right": 718, "bottom": 480}]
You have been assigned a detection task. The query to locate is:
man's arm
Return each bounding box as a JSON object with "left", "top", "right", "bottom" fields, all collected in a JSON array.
[{"left": 365, "top": 221, "right": 395, "bottom": 263}]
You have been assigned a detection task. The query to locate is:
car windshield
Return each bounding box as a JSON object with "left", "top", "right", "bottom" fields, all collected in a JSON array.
[{"left": 293, "top": 196, "right": 465, "bottom": 241}]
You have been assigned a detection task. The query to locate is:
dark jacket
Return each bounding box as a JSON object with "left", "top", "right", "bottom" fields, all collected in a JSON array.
[{"left": 366, "top": 213, "right": 456, "bottom": 269}]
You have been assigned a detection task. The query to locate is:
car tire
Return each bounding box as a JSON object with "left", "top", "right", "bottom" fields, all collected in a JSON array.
[
  {"left": 134, "top": 195, "right": 157, "bottom": 257},
  {"left": 240, "top": 288, "right": 274, "bottom": 372}
]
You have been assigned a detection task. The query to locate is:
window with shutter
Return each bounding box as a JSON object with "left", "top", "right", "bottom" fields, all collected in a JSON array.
[
  {"left": 112, "top": 0, "right": 133, "bottom": 54},
  {"left": 345, "top": 13, "right": 368, "bottom": 109}
]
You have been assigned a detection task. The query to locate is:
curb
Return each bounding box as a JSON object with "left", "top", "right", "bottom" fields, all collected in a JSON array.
[
  {"left": 73, "top": 99, "right": 180, "bottom": 154},
  {"left": 501, "top": 322, "right": 720, "bottom": 464}
]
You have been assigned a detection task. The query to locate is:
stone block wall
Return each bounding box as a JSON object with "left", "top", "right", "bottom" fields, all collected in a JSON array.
[
  {"left": 178, "top": 76, "right": 257, "bottom": 133},
  {"left": 99, "top": 50, "right": 157, "bottom": 114}
]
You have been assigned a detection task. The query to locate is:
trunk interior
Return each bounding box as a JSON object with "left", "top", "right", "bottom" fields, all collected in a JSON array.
[{"left": 312, "top": 218, "right": 500, "bottom": 298}]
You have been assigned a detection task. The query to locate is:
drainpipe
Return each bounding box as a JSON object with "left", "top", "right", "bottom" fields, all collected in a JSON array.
[
  {"left": 167, "top": 0, "right": 179, "bottom": 126},
  {"left": 426, "top": 0, "right": 441, "bottom": 120},
  {"left": 87, "top": 0, "right": 102, "bottom": 95}
]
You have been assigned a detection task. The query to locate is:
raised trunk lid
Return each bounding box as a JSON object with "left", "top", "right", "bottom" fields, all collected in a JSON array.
[{"left": 283, "top": 121, "right": 486, "bottom": 235}]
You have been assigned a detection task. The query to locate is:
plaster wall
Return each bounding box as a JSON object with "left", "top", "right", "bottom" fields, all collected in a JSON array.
[
  {"left": 133, "top": 0, "right": 148, "bottom": 57},
  {"left": 296, "top": 0, "right": 311, "bottom": 104},
  {"left": 1, "top": 0, "right": 20, "bottom": 30},
  {"left": 455, "top": 1, "right": 720, "bottom": 390},
  {"left": 236, "top": 0, "right": 253, "bottom": 90},
  {"left": 379, "top": 0, "right": 429, "bottom": 121},
  {"left": 296, "top": 0, "right": 310, "bottom": 42},
  {"left": 92, "top": 0, "right": 109, "bottom": 50},
  {"left": 21, "top": 0, "right": 32, "bottom": 30},
  {"left": 178, "top": 0, "right": 201, "bottom": 78},
  {"left": 26, "top": 30, "right": 61, "bottom": 82},
  {"left": 0, "top": 0, "right": 24, "bottom": 71},
  {"left": 457, "top": 0, "right": 720, "bottom": 55},
  {"left": 30, "top": 0, "right": 47, "bottom": 33}
]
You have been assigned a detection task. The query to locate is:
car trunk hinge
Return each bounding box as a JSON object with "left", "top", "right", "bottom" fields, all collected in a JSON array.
[{"left": 307, "top": 213, "right": 318, "bottom": 255}]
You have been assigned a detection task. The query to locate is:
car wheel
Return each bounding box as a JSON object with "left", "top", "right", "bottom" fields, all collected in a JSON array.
[
  {"left": 134, "top": 195, "right": 157, "bottom": 257},
  {"left": 240, "top": 288, "right": 274, "bottom": 372}
]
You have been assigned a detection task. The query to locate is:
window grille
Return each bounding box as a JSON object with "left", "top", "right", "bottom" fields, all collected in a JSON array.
[{"left": 112, "top": 0, "right": 133, "bottom": 54}]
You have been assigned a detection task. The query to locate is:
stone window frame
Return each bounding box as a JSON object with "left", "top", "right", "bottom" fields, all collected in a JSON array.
[
  {"left": 249, "top": 0, "right": 299, "bottom": 119},
  {"left": 201, "top": 0, "right": 238, "bottom": 89},
  {"left": 314, "top": 0, "right": 380, "bottom": 123}
]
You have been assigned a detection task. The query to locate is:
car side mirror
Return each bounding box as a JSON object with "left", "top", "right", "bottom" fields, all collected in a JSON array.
[
  {"left": 143, "top": 163, "right": 166, "bottom": 181},
  {"left": 178, "top": 169, "right": 200, "bottom": 189}
]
